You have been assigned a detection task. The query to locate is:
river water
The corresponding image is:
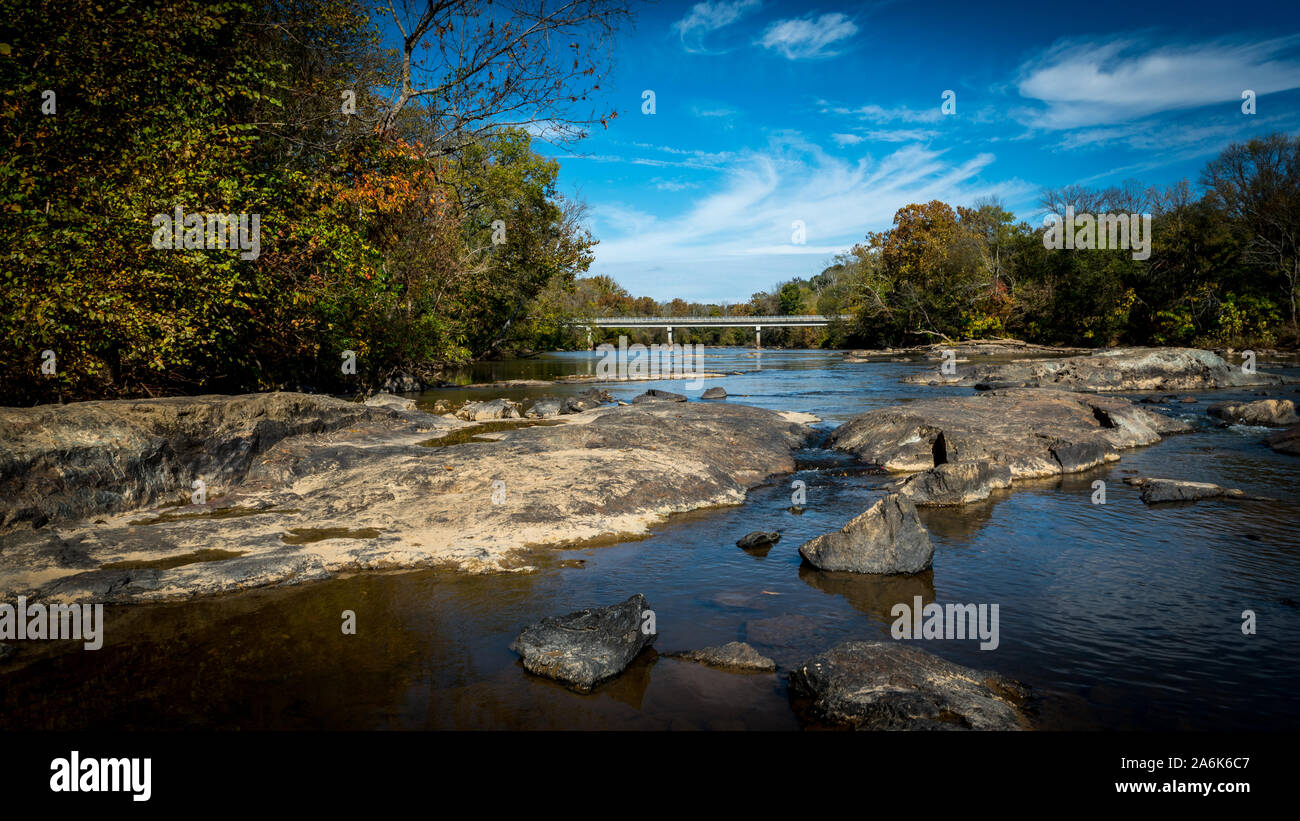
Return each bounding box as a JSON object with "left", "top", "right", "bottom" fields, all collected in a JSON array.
[{"left": 3, "top": 348, "right": 1298, "bottom": 730}]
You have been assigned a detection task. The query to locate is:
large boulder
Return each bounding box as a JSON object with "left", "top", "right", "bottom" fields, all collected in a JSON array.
[
  {"left": 829, "top": 389, "right": 1189, "bottom": 479},
  {"left": 798, "top": 494, "right": 933, "bottom": 574},
  {"left": 905, "top": 347, "right": 1290, "bottom": 391},
  {"left": 456, "top": 399, "right": 520, "bottom": 421},
  {"left": 701, "top": 387, "right": 727, "bottom": 400},
  {"left": 1207, "top": 399, "right": 1299, "bottom": 427},
  {"left": 893, "top": 460, "right": 1012, "bottom": 505},
  {"left": 510, "top": 594, "right": 656, "bottom": 692},
  {"left": 788, "top": 641, "right": 1030, "bottom": 730},
  {"left": 668, "top": 641, "right": 776, "bottom": 672}
]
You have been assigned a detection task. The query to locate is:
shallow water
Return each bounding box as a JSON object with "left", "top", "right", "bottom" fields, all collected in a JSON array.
[{"left": 2, "top": 348, "right": 1298, "bottom": 730}]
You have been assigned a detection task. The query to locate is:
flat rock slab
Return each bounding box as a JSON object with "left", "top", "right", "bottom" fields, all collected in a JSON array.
[
  {"left": 904, "top": 347, "right": 1291, "bottom": 391},
  {"left": 0, "top": 399, "right": 812, "bottom": 603},
  {"left": 798, "top": 493, "right": 934, "bottom": 574},
  {"left": 1208, "top": 399, "right": 1299, "bottom": 427},
  {"left": 510, "top": 594, "right": 656, "bottom": 692},
  {"left": 668, "top": 641, "right": 776, "bottom": 672},
  {"left": 0, "top": 392, "right": 440, "bottom": 532},
  {"left": 788, "top": 641, "right": 1030, "bottom": 730},
  {"left": 829, "top": 388, "right": 1190, "bottom": 479},
  {"left": 1123, "top": 477, "right": 1271, "bottom": 505},
  {"left": 632, "top": 389, "right": 687, "bottom": 403}
]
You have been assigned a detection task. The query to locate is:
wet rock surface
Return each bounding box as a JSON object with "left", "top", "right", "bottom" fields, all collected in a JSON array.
[
  {"left": 1267, "top": 424, "right": 1300, "bottom": 455},
  {"left": 0, "top": 398, "right": 812, "bottom": 603},
  {"left": 668, "top": 641, "right": 776, "bottom": 672},
  {"left": 891, "top": 460, "right": 1012, "bottom": 506},
  {"left": 736, "top": 530, "right": 780, "bottom": 550},
  {"left": 1123, "top": 477, "right": 1271, "bottom": 504},
  {"left": 788, "top": 641, "right": 1031, "bottom": 730},
  {"left": 798, "top": 493, "right": 934, "bottom": 574},
  {"left": 1207, "top": 399, "right": 1299, "bottom": 427},
  {"left": 904, "top": 347, "right": 1290, "bottom": 391},
  {"left": 456, "top": 398, "right": 521, "bottom": 421},
  {"left": 829, "top": 388, "right": 1190, "bottom": 479},
  {"left": 510, "top": 594, "right": 656, "bottom": 692}
]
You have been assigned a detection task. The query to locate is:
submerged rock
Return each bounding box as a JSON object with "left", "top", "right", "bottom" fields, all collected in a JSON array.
[
  {"left": 632, "top": 389, "right": 687, "bottom": 404},
  {"left": 798, "top": 493, "right": 933, "bottom": 574},
  {"left": 788, "top": 641, "right": 1030, "bottom": 730},
  {"left": 893, "top": 460, "right": 1012, "bottom": 506},
  {"left": 456, "top": 399, "right": 520, "bottom": 421},
  {"left": 736, "top": 530, "right": 780, "bottom": 550},
  {"left": 669, "top": 641, "right": 775, "bottom": 672},
  {"left": 905, "top": 347, "right": 1290, "bottom": 391},
  {"left": 510, "top": 594, "right": 656, "bottom": 692},
  {"left": 701, "top": 387, "right": 727, "bottom": 400},
  {"left": 829, "top": 388, "right": 1188, "bottom": 479},
  {"left": 1123, "top": 477, "right": 1270, "bottom": 504},
  {"left": 1207, "top": 399, "right": 1299, "bottom": 427},
  {"left": 1267, "top": 424, "right": 1300, "bottom": 455}
]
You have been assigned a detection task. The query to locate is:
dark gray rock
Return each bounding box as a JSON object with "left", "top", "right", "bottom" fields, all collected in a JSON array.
[
  {"left": 456, "top": 398, "right": 520, "bottom": 421},
  {"left": 525, "top": 398, "right": 564, "bottom": 418},
  {"left": 669, "top": 641, "right": 776, "bottom": 672},
  {"left": 701, "top": 387, "right": 727, "bottom": 400},
  {"left": 798, "top": 493, "right": 933, "bottom": 574},
  {"left": 0, "top": 643, "right": 13, "bottom": 662},
  {"left": 788, "top": 641, "right": 1030, "bottom": 730},
  {"left": 1207, "top": 399, "right": 1299, "bottom": 427},
  {"left": 893, "top": 460, "right": 1011, "bottom": 506},
  {"left": 510, "top": 594, "right": 657, "bottom": 692},
  {"left": 632, "top": 389, "right": 687, "bottom": 404},
  {"left": 1123, "top": 477, "right": 1269, "bottom": 504},
  {"left": 562, "top": 388, "right": 613, "bottom": 413},
  {"left": 736, "top": 530, "right": 780, "bottom": 550},
  {"left": 1049, "top": 439, "right": 1109, "bottom": 472},
  {"left": 1268, "top": 424, "right": 1300, "bottom": 455}
]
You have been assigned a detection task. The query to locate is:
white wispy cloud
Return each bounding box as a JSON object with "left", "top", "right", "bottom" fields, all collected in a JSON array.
[
  {"left": 831, "top": 133, "right": 864, "bottom": 145},
  {"left": 1015, "top": 35, "right": 1300, "bottom": 129},
  {"left": 672, "top": 0, "right": 762, "bottom": 55},
  {"left": 757, "top": 13, "right": 858, "bottom": 60}
]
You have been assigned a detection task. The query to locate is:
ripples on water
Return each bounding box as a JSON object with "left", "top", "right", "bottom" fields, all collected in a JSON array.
[{"left": 2, "top": 348, "right": 1297, "bottom": 730}]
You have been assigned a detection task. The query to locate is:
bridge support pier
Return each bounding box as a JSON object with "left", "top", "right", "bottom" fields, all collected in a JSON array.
[
  {"left": 755, "top": 325, "right": 762, "bottom": 348},
  {"left": 667, "top": 326, "right": 673, "bottom": 346}
]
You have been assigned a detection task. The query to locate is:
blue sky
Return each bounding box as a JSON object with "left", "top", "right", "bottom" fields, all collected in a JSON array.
[{"left": 524, "top": 0, "right": 1300, "bottom": 303}]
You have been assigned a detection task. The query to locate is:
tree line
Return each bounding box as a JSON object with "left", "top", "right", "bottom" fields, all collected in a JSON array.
[{"left": 1, "top": 0, "right": 628, "bottom": 404}]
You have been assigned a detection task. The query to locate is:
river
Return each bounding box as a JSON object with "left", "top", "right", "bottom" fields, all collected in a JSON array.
[{"left": 2, "top": 348, "right": 1298, "bottom": 730}]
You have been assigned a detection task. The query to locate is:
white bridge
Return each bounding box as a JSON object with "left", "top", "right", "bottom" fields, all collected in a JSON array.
[{"left": 576, "top": 315, "right": 849, "bottom": 346}]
